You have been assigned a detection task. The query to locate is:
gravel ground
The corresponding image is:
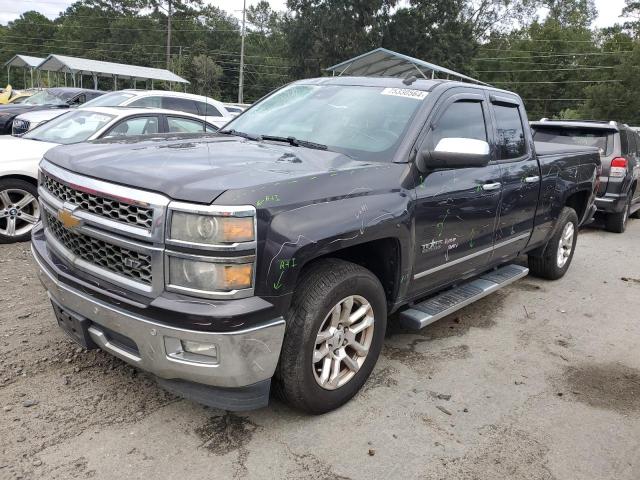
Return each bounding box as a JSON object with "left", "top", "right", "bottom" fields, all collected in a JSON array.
[{"left": 1, "top": 221, "right": 639, "bottom": 480}]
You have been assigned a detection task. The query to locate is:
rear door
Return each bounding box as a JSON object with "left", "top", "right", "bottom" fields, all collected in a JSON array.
[
  {"left": 409, "top": 88, "right": 502, "bottom": 296},
  {"left": 488, "top": 95, "right": 539, "bottom": 261}
]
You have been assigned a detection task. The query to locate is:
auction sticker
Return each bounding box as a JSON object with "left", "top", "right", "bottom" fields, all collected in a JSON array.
[{"left": 381, "top": 88, "right": 428, "bottom": 100}]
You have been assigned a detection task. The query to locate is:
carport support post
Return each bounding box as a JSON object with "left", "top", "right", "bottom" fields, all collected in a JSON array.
[
  {"left": 114, "top": 75, "right": 117, "bottom": 90},
  {"left": 93, "top": 74, "right": 97, "bottom": 90},
  {"left": 30, "top": 68, "right": 34, "bottom": 88},
  {"left": 6, "top": 65, "right": 9, "bottom": 86}
]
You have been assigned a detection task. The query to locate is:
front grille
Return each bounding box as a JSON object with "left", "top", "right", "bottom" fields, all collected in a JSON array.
[
  {"left": 42, "top": 174, "right": 154, "bottom": 230},
  {"left": 45, "top": 211, "right": 152, "bottom": 285},
  {"left": 12, "top": 119, "right": 30, "bottom": 136}
]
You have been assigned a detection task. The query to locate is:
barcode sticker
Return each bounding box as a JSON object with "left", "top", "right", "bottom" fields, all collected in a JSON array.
[{"left": 381, "top": 88, "right": 428, "bottom": 100}]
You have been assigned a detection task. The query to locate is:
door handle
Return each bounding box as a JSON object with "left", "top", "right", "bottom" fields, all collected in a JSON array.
[
  {"left": 524, "top": 176, "right": 540, "bottom": 183},
  {"left": 482, "top": 182, "right": 502, "bottom": 191}
]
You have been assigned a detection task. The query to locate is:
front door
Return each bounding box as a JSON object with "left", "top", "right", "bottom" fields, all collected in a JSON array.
[{"left": 409, "top": 90, "right": 501, "bottom": 297}]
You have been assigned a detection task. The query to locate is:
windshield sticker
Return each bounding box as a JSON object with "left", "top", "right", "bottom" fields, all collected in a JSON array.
[{"left": 381, "top": 88, "right": 428, "bottom": 100}]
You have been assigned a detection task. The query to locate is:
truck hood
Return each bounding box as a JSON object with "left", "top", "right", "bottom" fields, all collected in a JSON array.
[
  {"left": 44, "top": 134, "right": 378, "bottom": 204},
  {"left": 0, "top": 136, "right": 59, "bottom": 163}
]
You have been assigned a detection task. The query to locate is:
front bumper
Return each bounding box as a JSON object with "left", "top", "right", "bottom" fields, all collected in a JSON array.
[{"left": 32, "top": 242, "right": 286, "bottom": 393}]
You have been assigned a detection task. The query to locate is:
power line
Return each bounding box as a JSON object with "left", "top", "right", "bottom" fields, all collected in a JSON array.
[
  {"left": 476, "top": 66, "right": 618, "bottom": 73},
  {"left": 492, "top": 79, "right": 622, "bottom": 84},
  {"left": 475, "top": 51, "right": 633, "bottom": 60}
]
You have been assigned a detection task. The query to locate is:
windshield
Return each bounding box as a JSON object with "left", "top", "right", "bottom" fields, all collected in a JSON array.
[
  {"left": 23, "top": 90, "right": 67, "bottom": 106},
  {"left": 533, "top": 126, "right": 614, "bottom": 156},
  {"left": 24, "top": 110, "right": 115, "bottom": 144},
  {"left": 223, "top": 84, "right": 427, "bottom": 160},
  {"left": 82, "top": 91, "right": 136, "bottom": 108}
]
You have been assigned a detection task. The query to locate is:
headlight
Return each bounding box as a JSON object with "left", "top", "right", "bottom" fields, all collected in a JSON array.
[
  {"left": 170, "top": 212, "right": 254, "bottom": 244},
  {"left": 167, "top": 255, "right": 254, "bottom": 294}
]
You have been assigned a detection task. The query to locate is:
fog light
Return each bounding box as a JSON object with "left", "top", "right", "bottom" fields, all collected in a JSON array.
[{"left": 181, "top": 340, "right": 217, "bottom": 358}]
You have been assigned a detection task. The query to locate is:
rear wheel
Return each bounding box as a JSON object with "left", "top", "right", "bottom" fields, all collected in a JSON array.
[
  {"left": 604, "top": 194, "right": 631, "bottom": 233},
  {"left": 528, "top": 207, "right": 578, "bottom": 280},
  {"left": 275, "top": 259, "right": 387, "bottom": 414},
  {"left": 0, "top": 179, "right": 40, "bottom": 244}
]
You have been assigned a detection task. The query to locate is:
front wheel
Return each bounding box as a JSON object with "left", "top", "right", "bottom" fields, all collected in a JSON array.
[
  {"left": 528, "top": 207, "right": 578, "bottom": 280},
  {"left": 0, "top": 178, "right": 40, "bottom": 244},
  {"left": 275, "top": 259, "right": 387, "bottom": 414}
]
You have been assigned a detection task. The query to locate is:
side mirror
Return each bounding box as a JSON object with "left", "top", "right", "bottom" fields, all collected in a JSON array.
[{"left": 417, "top": 137, "right": 491, "bottom": 171}]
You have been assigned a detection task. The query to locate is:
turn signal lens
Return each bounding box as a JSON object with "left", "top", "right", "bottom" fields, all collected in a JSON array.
[
  {"left": 221, "top": 217, "right": 254, "bottom": 243},
  {"left": 223, "top": 264, "right": 253, "bottom": 290}
]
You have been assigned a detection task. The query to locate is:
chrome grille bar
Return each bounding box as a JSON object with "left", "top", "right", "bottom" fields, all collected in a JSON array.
[{"left": 39, "top": 159, "right": 169, "bottom": 243}]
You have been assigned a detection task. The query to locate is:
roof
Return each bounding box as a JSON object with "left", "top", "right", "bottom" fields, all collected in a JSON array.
[
  {"left": 83, "top": 106, "right": 205, "bottom": 118},
  {"left": 326, "top": 48, "right": 489, "bottom": 86},
  {"left": 4, "top": 54, "right": 44, "bottom": 69},
  {"left": 37, "top": 54, "right": 189, "bottom": 84}
]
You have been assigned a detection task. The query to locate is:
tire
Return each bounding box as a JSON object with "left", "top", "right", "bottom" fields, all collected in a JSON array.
[
  {"left": 275, "top": 259, "right": 387, "bottom": 414},
  {"left": 0, "top": 178, "right": 40, "bottom": 244},
  {"left": 528, "top": 207, "right": 578, "bottom": 280},
  {"left": 604, "top": 194, "right": 631, "bottom": 233}
]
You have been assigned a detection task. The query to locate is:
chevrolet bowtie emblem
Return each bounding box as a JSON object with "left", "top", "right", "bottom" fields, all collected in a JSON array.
[{"left": 57, "top": 208, "right": 82, "bottom": 230}]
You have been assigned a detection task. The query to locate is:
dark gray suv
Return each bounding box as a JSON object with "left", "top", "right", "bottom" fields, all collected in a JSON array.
[{"left": 531, "top": 119, "right": 640, "bottom": 233}]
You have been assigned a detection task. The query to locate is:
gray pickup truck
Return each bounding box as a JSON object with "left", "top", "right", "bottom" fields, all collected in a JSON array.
[{"left": 31, "top": 77, "right": 600, "bottom": 413}]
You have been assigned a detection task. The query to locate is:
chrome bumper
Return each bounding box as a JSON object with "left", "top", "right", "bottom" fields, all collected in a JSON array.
[{"left": 33, "top": 245, "right": 285, "bottom": 389}]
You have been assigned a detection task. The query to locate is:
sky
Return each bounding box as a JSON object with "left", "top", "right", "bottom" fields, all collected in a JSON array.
[{"left": 0, "top": 0, "right": 631, "bottom": 28}]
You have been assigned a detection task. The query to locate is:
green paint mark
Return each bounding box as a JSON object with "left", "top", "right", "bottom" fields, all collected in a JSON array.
[
  {"left": 256, "top": 194, "right": 280, "bottom": 207},
  {"left": 279, "top": 258, "right": 297, "bottom": 270}
]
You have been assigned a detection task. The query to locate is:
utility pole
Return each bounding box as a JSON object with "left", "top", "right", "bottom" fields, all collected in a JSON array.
[
  {"left": 166, "top": 0, "right": 172, "bottom": 69},
  {"left": 238, "top": 0, "right": 246, "bottom": 104}
]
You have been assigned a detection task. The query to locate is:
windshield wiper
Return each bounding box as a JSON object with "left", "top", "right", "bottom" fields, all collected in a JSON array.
[
  {"left": 260, "top": 135, "right": 328, "bottom": 151},
  {"left": 218, "top": 128, "right": 261, "bottom": 141}
]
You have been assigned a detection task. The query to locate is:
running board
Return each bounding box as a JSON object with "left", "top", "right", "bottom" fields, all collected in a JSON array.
[{"left": 399, "top": 264, "right": 529, "bottom": 330}]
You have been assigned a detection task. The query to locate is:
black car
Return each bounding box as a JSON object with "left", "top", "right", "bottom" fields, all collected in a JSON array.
[
  {"left": 531, "top": 119, "right": 640, "bottom": 233},
  {"left": 0, "top": 88, "right": 104, "bottom": 135}
]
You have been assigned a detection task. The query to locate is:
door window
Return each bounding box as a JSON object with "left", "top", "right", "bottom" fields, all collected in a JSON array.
[
  {"left": 167, "top": 116, "right": 206, "bottom": 133},
  {"left": 103, "top": 116, "right": 160, "bottom": 138},
  {"left": 129, "top": 96, "right": 162, "bottom": 108},
  {"left": 494, "top": 104, "right": 527, "bottom": 160},
  {"left": 432, "top": 100, "right": 487, "bottom": 147}
]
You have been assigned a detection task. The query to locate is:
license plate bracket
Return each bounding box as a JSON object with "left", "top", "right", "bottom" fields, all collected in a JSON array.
[{"left": 51, "top": 300, "right": 98, "bottom": 350}]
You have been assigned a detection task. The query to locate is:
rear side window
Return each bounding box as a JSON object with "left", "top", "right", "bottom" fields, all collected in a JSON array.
[
  {"left": 162, "top": 97, "right": 199, "bottom": 116},
  {"left": 620, "top": 130, "right": 629, "bottom": 155},
  {"left": 196, "top": 101, "right": 222, "bottom": 117},
  {"left": 432, "top": 100, "right": 487, "bottom": 147},
  {"left": 532, "top": 127, "right": 614, "bottom": 156},
  {"left": 624, "top": 130, "right": 637, "bottom": 155},
  {"left": 494, "top": 104, "right": 527, "bottom": 160}
]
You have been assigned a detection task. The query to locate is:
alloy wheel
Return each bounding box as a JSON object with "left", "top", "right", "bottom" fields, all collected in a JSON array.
[
  {"left": 312, "top": 295, "right": 375, "bottom": 390},
  {"left": 556, "top": 221, "right": 575, "bottom": 268},
  {"left": 0, "top": 189, "right": 40, "bottom": 238}
]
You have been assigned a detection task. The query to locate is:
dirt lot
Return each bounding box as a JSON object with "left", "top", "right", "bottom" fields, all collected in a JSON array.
[{"left": 1, "top": 221, "right": 639, "bottom": 480}]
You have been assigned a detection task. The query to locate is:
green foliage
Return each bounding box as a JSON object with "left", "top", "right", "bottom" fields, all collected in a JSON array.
[{"left": 0, "top": 0, "right": 638, "bottom": 123}]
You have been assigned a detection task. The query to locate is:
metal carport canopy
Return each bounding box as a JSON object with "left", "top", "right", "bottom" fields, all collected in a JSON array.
[
  {"left": 326, "top": 47, "right": 489, "bottom": 86},
  {"left": 4, "top": 54, "right": 45, "bottom": 69},
  {"left": 36, "top": 54, "right": 189, "bottom": 83}
]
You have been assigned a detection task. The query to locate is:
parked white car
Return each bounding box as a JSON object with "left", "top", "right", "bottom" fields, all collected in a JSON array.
[
  {"left": 0, "top": 106, "right": 218, "bottom": 243},
  {"left": 12, "top": 90, "right": 233, "bottom": 136}
]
